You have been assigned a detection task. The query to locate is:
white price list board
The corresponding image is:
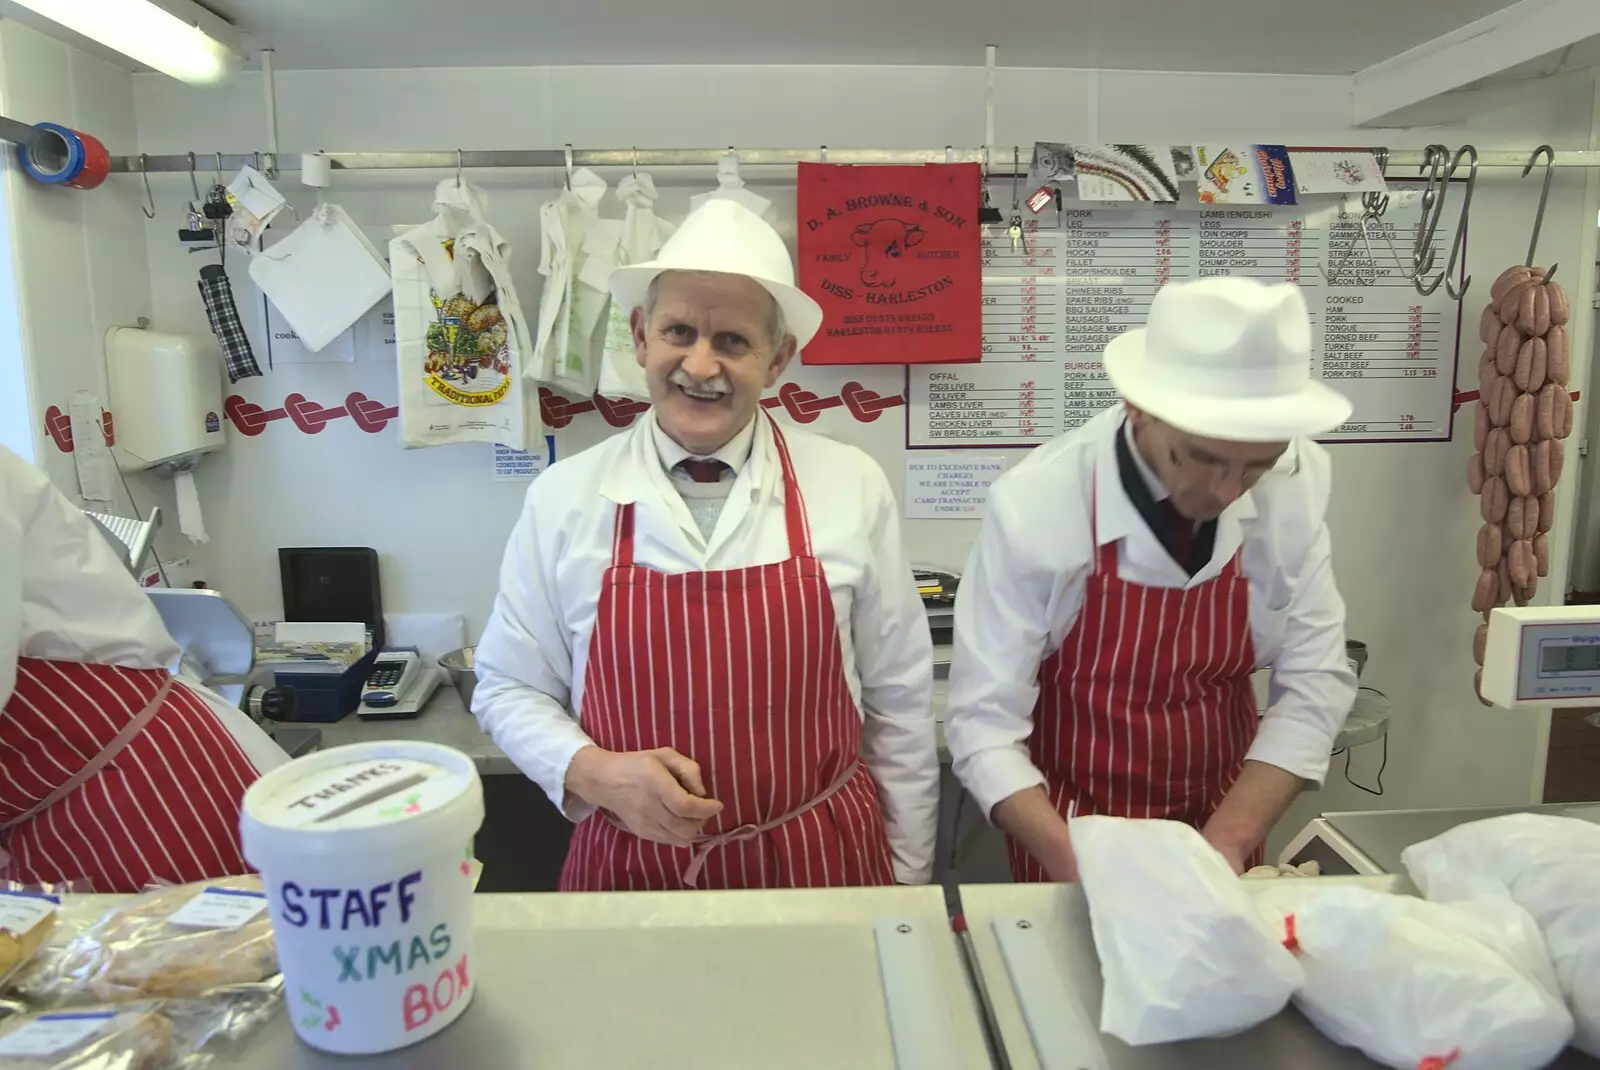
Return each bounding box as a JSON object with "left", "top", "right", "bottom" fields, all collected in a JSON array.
[
  {"left": 1061, "top": 211, "right": 1188, "bottom": 430},
  {"left": 908, "top": 185, "right": 1460, "bottom": 448},
  {"left": 1316, "top": 194, "right": 1456, "bottom": 439},
  {"left": 913, "top": 221, "right": 1060, "bottom": 445}
]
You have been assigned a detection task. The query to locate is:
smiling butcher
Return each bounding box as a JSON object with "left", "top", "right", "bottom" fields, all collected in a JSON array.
[{"left": 473, "top": 199, "right": 938, "bottom": 891}]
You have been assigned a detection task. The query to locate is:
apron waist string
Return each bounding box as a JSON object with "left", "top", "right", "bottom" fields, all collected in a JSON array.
[
  {"left": 0, "top": 673, "right": 176, "bottom": 873},
  {"left": 602, "top": 760, "right": 863, "bottom": 888}
]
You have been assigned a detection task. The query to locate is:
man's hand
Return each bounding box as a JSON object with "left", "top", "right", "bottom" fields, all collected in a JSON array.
[
  {"left": 1201, "top": 826, "right": 1249, "bottom": 875},
  {"left": 1037, "top": 832, "right": 1079, "bottom": 883},
  {"left": 566, "top": 746, "right": 724, "bottom": 847},
  {"left": 992, "top": 786, "right": 1078, "bottom": 882},
  {"left": 1202, "top": 760, "right": 1307, "bottom": 875}
]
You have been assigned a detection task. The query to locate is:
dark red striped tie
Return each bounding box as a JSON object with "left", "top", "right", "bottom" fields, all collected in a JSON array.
[
  {"left": 1162, "top": 500, "right": 1195, "bottom": 563},
  {"left": 676, "top": 459, "right": 730, "bottom": 484}
]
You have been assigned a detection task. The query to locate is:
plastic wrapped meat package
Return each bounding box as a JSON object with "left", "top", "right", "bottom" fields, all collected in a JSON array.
[
  {"left": 0, "top": 992, "right": 280, "bottom": 1069},
  {"left": 0, "top": 1003, "right": 174, "bottom": 1069},
  {"left": 1253, "top": 883, "right": 1572, "bottom": 1070},
  {"left": 7, "top": 877, "right": 278, "bottom": 1007},
  {"left": 1, "top": 895, "right": 61, "bottom": 990},
  {"left": 1071, "top": 815, "right": 1304, "bottom": 1044},
  {"left": 1402, "top": 813, "right": 1600, "bottom": 1056}
]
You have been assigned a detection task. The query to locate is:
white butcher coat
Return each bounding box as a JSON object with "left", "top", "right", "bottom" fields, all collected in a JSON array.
[
  {"left": 0, "top": 445, "right": 285, "bottom": 774},
  {"left": 945, "top": 405, "right": 1358, "bottom": 819},
  {"left": 473, "top": 411, "right": 941, "bottom": 883}
]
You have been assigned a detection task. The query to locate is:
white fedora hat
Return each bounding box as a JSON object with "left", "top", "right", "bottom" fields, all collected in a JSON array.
[
  {"left": 1103, "top": 277, "right": 1352, "bottom": 441},
  {"left": 609, "top": 199, "right": 825, "bottom": 349}
]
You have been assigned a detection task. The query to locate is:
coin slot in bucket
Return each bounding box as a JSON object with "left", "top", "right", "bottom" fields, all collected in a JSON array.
[{"left": 313, "top": 771, "right": 431, "bottom": 824}]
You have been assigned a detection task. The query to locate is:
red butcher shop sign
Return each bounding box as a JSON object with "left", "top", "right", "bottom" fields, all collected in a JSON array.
[{"left": 797, "top": 162, "right": 982, "bottom": 366}]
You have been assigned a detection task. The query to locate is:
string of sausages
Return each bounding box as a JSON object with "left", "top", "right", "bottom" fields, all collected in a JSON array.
[{"left": 1469, "top": 266, "right": 1573, "bottom": 701}]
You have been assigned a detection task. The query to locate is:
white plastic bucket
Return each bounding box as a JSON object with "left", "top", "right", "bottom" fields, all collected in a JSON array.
[{"left": 240, "top": 741, "right": 484, "bottom": 1055}]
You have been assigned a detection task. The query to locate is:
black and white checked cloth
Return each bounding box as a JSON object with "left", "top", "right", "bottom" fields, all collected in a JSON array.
[{"left": 198, "top": 264, "right": 261, "bottom": 382}]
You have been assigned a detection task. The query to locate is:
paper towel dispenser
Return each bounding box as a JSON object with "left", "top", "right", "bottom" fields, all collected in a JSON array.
[{"left": 104, "top": 326, "right": 226, "bottom": 472}]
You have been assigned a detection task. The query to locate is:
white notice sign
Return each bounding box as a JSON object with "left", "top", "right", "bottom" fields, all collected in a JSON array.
[
  {"left": 356, "top": 300, "right": 398, "bottom": 362},
  {"left": 905, "top": 454, "right": 1008, "bottom": 519},
  {"left": 67, "top": 391, "right": 114, "bottom": 502},
  {"left": 492, "top": 434, "right": 557, "bottom": 482}
]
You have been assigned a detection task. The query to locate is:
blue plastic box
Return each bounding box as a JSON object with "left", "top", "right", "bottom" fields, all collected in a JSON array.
[{"left": 272, "top": 649, "right": 378, "bottom": 722}]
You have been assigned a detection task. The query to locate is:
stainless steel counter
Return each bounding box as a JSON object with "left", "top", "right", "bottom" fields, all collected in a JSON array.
[
  {"left": 311, "top": 687, "right": 517, "bottom": 774},
  {"left": 958, "top": 881, "right": 1599, "bottom": 1069},
  {"left": 1289, "top": 802, "right": 1600, "bottom": 875},
  {"left": 230, "top": 887, "right": 993, "bottom": 1070}
]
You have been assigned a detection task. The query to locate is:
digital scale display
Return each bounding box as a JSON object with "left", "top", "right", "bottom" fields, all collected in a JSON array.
[
  {"left": 1483, "top": 608, "right": 1600, "bottom": 707},
  {"left": 1540, "top": 643, "right": 1600, "bottom": 675}
]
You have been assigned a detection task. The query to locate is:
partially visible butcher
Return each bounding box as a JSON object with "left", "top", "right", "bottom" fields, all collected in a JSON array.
[{"left": 1469, "top": 266, "right": 1574, "bottom": 701}]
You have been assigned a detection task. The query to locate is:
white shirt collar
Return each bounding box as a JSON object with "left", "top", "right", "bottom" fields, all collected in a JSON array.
[
  {"left": 1091, "top": 406, "right": 1257, "bottom": 566},
  {"left": 1121, "top": 419, "right": 1170, "bottom": 503},
  {"left": 601, "top": 410, "right": 778, "bottom": 510},
  {"left": 651, "top": 412, "right": 757, "bottom": 476}
]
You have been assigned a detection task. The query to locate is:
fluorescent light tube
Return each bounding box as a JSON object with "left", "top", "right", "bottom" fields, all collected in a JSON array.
[{"left": 10, "top": 0, "right": 240, "bottom": 85}]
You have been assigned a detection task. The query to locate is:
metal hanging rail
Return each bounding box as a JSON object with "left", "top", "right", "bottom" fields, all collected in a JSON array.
[{"left": 106, "top": 146, "right": 1600, "bottom": 175}]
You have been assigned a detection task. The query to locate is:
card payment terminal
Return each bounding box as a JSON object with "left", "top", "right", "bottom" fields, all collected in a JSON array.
[{"left": 357, "top": 649, "right": 441, "bottom": 719}]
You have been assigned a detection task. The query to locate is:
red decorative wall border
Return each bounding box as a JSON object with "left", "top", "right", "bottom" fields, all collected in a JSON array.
[
  {"left": 43, "top": 383, "right": 907, "bottom": 449},
  {"left": 42, "top": 405, "right": 115, "bottom": 453},
  {"left": 218, "top": 383, "right": 906, "bottom": 439}
]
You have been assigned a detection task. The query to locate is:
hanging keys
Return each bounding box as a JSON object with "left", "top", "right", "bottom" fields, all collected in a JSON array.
[{"left": 1006, "top": 147, "right": 1029, "bottom": 253}]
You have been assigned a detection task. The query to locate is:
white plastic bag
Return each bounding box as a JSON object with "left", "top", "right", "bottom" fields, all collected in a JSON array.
[
  {"left": 392, "top": 180, "right": 533, "bottom": 450},
  {"left": 247, "top": 203, "right": 390, "bottom": 353},
  {"left": 1072, "top": 815, "right": 1303, "bottom": 1045},
  {"left": 587, "top": 174, "right": 674, "bottom": 401},
  {"left": 530, "top": 169, "right": 607, "bottom": 396},
  {"left": 1402, "top": 813, "right": 1600, "bottom": 1056},
  {"left": 1253, "top": 884, "right": 1573, "bottom": 1070}
]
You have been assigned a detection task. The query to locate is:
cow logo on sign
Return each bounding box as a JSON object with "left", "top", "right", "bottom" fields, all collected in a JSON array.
[
  {"left": 851, "top": 219, "right": 924, "bottom": 288},
  {"left": 796, "top": 162, "right": 983, "bottom": 366}
]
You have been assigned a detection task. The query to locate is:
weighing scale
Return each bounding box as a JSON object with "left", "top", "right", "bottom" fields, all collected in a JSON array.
[
  {"left": 1280, "top": 604, "right": 1600, "bottom": 875},
  {"left": 1480, "top": 604, "right": 1600, "bottom": 707}
]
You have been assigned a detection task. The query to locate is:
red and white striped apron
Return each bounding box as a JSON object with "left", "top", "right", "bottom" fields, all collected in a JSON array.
[
  {"left": 1008, "top": 487, "right": 1259, "bottom": 882},
  {"left": 559, "top": 416, "right": 896, "bottom": 891},
  {"left": 0, "top": 657, "right": 260, "bottom": 892}
]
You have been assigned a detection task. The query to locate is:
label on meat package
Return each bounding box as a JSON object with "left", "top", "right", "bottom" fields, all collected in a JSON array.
[
  {"left": 0, "top": 892, "right": 58, "bottom": 936},
  {"left": 0, "top": 1013, "right": 115, "bottom": 1057},
  {"left": 168, "top": 887, "right": 269, "bottom": 930}
]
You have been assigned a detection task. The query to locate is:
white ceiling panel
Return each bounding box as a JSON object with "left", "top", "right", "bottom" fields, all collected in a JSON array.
[{"left": 179, "top": 0, "right": 1521, "bottom": 75}]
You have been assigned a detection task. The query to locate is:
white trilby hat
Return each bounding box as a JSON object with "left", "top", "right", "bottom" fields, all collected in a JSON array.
[
  {"left": 609, "top": 199, "right": 825, "bottom": 349},
  {"left": 1103, "top": 277, "right": 1352, "bottom": 441}
]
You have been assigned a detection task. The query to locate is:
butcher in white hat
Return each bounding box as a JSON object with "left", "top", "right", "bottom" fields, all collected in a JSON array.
[
  {"left": 474, "top": 199, "right": 938, "bottom": 891},
  {"left": 945, "top": 278, "right": 1358, "bottom": 880}
]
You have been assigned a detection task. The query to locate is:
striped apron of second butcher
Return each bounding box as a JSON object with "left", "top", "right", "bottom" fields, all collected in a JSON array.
[
  {"left": 1008, "top": 487, "right": 1260, "bottom": 883},
  {"left": 0, "top": 657, "right": 260, "bottom": 892},
  {"left": 560, "top": 414, "right": 896, "bottom": 892}
]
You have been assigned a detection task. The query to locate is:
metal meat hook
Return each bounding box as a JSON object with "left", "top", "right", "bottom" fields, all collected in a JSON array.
[{"left": 1414, "top": 145, "right": 1476, "bottom": 301}]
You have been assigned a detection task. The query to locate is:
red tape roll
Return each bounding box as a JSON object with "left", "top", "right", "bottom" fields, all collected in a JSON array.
[{"left": 65, "top": 128, "right": 109, "bottom": 190}]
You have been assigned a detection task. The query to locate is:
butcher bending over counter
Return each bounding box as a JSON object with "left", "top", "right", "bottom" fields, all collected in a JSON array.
[
  {"left": 0, "top": 444, "right": 284, "bottom": 892},
  {"left": 946, "top": 278, "right": 1360, "bottom": 880}
]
